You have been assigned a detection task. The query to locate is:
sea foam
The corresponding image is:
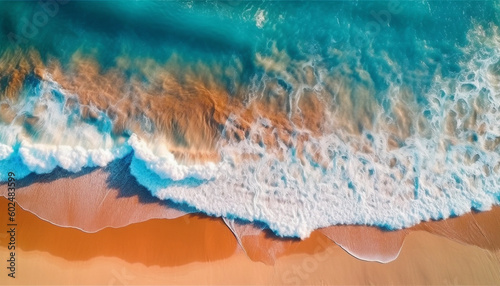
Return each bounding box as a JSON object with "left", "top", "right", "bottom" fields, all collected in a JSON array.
[
  {"left": 126, "top": 24, "right": 500, "bottom": 238},
  {"left": 1, "top": 21, "right": 500, "bottom": 239}
]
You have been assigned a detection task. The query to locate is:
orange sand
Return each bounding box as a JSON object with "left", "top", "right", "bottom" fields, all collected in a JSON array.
[
  {"left": 0, "top": 156, "right": 189, "bottom": 232},
  {"left": 1, "top": 194, "right": 500, "bottom": 285},
  {"left": 2, "top": 158, "right": 500, "bottom": 268},
  {"left": 0, "top": 196, "right": 237, "bottom": 268},
  {"left": 234, "top": 206, "right": 500, "bottom": 265},
  {"left": 0, "top": 152, "right": 499, "bottom": 284}
]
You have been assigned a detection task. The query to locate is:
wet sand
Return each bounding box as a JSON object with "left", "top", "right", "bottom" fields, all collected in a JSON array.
[
  {"left": 319, "top": 205, "right": 500, "bottom": 263},
  {"left": 1, "top": 159, "right": 500, "bottom": 284},
  {"left": 3, "top": 235, "right": 500, "bottom": 285},
  {"left": 0, "top": 195, "right": 499, "bottom": 285},
  {"left": 0, "top": 155, "right": 191, "bottom": 232},
  {"left": 0, "top": 196, "right": 238, "bottom": 268}
]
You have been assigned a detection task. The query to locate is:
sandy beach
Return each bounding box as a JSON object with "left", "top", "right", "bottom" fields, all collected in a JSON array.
[
  {"left": 0, "top": 194, "right": 499, "bottom": 285},
  {"left": 2, "top": 1, "right": 500, "bottom": 285},
  {"left": 1, "top": 162, "right": 500, "bottom": 285}
]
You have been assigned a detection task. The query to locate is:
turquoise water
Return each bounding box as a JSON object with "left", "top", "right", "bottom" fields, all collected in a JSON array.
[
  {"left": 2, "top": 1, "right": 494, "bottom": 91},
  {"left": 1, "top": 1, "right": 500, "bottom": 238}
]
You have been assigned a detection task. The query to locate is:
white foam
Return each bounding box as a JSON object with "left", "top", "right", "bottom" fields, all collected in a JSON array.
[
  {"left": 129, "top": 23, "right": 500, "bottom": 239},
  {"left": 128, "top": 134, "right": 220, "bottom": 181},
  {"left": 1, "top": 23, "right": 499, "bottom": 241},
  {"left": 0, "top": 72, "right": 131, "bottom": 180},
  {"left": 19, "top": 142, "right": 130, "bottom": 174},
  {"left": 0, "top": 144, "right": 13, "bottom": 160},
  {"left": 254, "top": 9, "right": 266, "bottom": 28}
]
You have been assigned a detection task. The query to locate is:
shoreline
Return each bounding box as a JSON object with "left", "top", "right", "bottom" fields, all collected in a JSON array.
[
  {"left": 1, "top": 198, "right": 499, "bottom": 284},
  {"left": 1, "top": 159, "right": 500, "bottom": 266},
  {"left": 1, "top": 176, "right": 500, "bottom": 285},
  {"left": 1, "top": 192, "right": 500, "bottom": 265}
]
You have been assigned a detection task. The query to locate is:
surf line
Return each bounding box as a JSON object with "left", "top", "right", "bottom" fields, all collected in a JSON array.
[{"left": 6, "top": 171, "right": 16, "bottom": 279}]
